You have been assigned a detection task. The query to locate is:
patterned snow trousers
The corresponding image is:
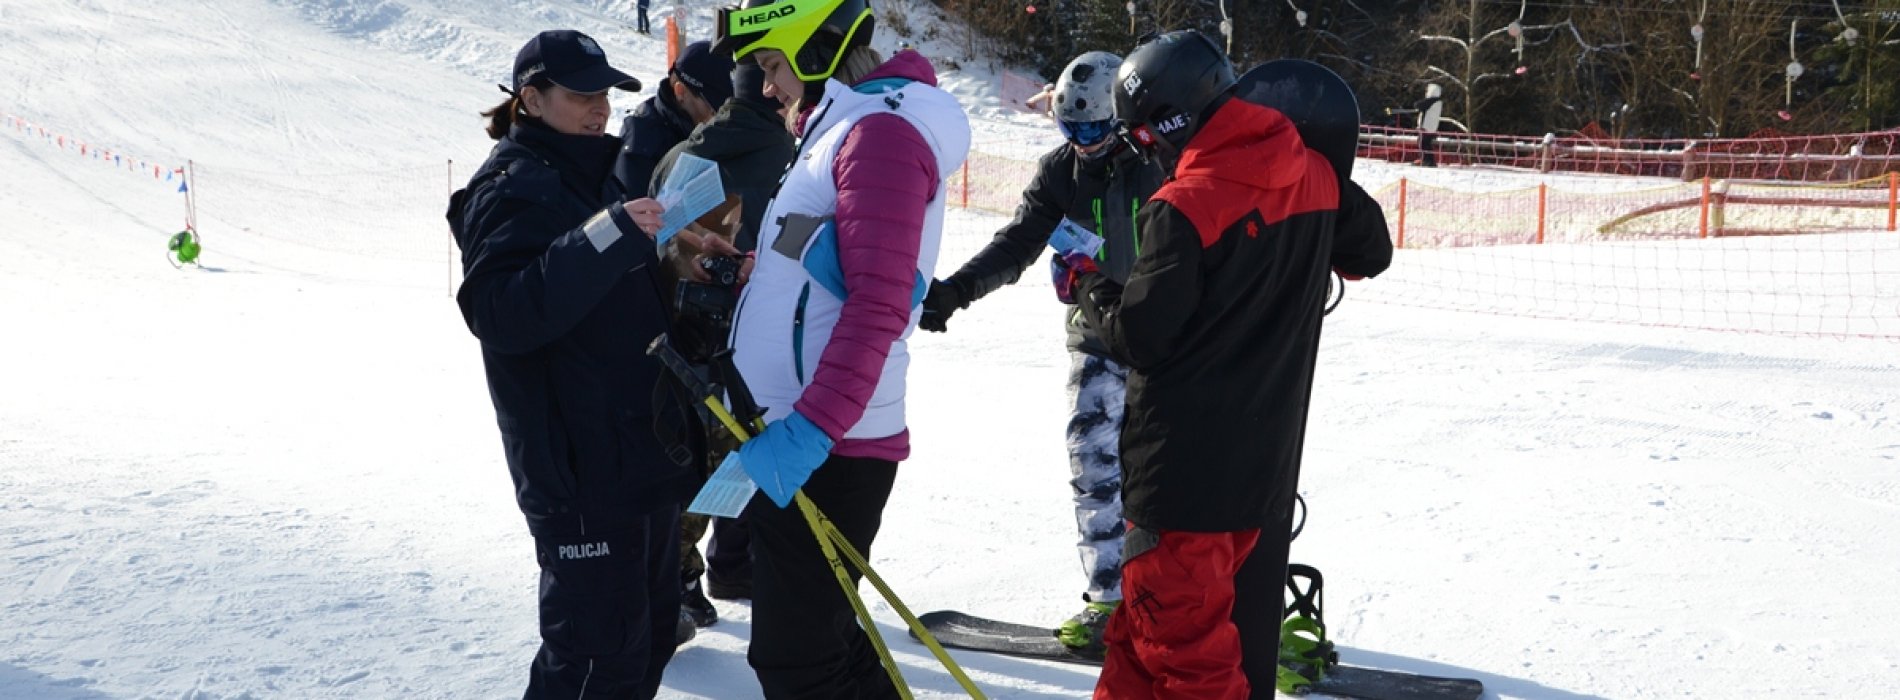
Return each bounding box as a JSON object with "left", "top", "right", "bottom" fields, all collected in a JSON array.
[{"left": 1067, "top": 351, "right": 1128, "bottom": 604}]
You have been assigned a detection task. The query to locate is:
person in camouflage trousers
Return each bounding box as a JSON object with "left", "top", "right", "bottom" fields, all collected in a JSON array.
[
  {"left": 919, "top": 50, "right": 1165, "bottom": 652},
  {"left": 1066, "top": 352, "right": 1130, "bottom": 608}
]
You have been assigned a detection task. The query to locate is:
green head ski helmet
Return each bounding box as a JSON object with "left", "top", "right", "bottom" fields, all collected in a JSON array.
[{"left": 714, "top": 0, "right": 875, "bottom": 82}]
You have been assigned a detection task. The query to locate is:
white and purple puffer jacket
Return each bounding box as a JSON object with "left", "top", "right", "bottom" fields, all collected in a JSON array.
[{"left": 729, "top": 50, "right": 971, "bottom": 461}]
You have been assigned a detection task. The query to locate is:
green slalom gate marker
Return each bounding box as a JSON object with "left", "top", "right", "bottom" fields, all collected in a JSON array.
[{"left": 167, "top": 230, "right": 201, "bottom": 266}]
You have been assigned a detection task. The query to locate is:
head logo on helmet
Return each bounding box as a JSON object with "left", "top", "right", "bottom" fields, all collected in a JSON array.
[
  {"left": 714, "top": 0, "right": 875, "bottom": 83},
  {"left": 737, "top": 3, "right": 797, "bottom": 26}
]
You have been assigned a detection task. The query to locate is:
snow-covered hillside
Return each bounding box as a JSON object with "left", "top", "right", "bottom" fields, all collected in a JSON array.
[{"left": 4, "top": 1, "right": 1898, "bottom": 698}]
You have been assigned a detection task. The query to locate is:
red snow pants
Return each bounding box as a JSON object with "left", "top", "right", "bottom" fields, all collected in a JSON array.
[{"left": 1093, "top": 528, "right": 1260, "bottom": 700}]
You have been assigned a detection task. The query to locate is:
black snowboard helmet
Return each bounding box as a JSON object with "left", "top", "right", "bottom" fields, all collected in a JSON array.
[{"left": 1113, "top": 30, "right": 1236, "bottom": 161}]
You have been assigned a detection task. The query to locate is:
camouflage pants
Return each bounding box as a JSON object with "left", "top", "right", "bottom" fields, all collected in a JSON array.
[{"left": 1066, "top": 351, "right": 1128, "bottom": 604}]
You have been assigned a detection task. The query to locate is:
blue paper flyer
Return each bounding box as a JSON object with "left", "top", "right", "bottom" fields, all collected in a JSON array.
[
  {"left": 1048, "top": 218, "right": 1103, "bottom": 258},
  {"left": 686, "top": 451, "right": 758, "bottom": 518},
  {"left": 654, "top": 153, "right": 725, "bottom": 248}
]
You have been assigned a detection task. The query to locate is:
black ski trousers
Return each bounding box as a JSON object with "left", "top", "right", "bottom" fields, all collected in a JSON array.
[
  {"left": 1232, "top": 493, "right": 1298, "bottom": 700},
  {"left": 746, "top": 455, "right": 901, "bottom": 700},
  {"left": 525, "top": 504, "right": 683, "bottom": 700},
  {"left": 705, "top": 514, "right": 753, "bottom": 590}
]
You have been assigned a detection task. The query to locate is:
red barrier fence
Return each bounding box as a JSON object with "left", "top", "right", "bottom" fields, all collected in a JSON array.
[{"left": 1357, "top": 125, "right": 1900, "bottom": 183}]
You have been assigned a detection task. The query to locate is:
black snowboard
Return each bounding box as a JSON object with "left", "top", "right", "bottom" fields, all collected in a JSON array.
[
  {"left": 1234, "top": 59, "right": 1362, "bottom": 178},
  {"left": 912, "top": 611, "right": 1484, "bottom": 700}
]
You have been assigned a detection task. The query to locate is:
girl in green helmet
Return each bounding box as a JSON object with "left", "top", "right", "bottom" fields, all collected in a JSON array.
[{"left": 655, "top": 1, "right": 971, "bottom": 695}]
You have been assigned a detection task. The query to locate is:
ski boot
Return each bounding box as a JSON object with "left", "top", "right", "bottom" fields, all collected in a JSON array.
[
  {"left": 706, "top": 570, "right": 752, "bottom": 601},
  {"left": 674, "top": 609, "right": 697, "bottom": 647},
  {"left": 682, "top": 579, "right": 718, "bottom": 628},
  {"left": 1277, "top": 563, "right": 1337, "bottom": 694},
  {"left": 1055, "top": 599, "right": 1118, "bottom": 657}
]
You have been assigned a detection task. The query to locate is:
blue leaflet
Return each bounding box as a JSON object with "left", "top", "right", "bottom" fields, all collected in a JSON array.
[
  {"left": 686, "top": 451, "right": 759, "bottom": 518},
  {"left": 654, "top": 153, "right": 725, "bottom": 248},
  {"left": 1049, "top": 218, "right": 1103, "bottom": 258}
]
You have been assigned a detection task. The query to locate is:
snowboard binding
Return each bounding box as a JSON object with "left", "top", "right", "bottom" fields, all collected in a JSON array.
[{"left": 1278, "top": 563, "right": 1337, "bottom": 695}]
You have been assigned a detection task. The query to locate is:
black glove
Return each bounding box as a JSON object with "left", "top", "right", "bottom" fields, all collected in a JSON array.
[{"left": 919, "top": 278, "right": 968, "bottom": 333}]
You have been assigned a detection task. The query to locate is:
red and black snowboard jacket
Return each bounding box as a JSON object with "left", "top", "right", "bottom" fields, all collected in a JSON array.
[{"left": 1073, "top": 97, "right": 1393, "bottom": 533}]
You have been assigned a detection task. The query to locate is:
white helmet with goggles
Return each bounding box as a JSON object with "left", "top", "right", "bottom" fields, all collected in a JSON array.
[{"left": 1052, "top": 51, "right": 1122, "bottom": 148}]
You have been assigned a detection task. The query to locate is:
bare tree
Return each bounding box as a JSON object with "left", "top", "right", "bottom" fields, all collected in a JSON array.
[
  {"left": 931, "top": 0, "right": 1900, "bottom": 138},
  {"left": 1415, "top": 0, "right": 1576, "bottom": 133},
  {"left": 1681, "top": 0, "right": 1796, "bottom": 136}
]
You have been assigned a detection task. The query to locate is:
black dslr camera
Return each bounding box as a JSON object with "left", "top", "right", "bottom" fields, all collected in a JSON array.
[{"left": 675, "top": 255, "right": 745, "bottom": 335}]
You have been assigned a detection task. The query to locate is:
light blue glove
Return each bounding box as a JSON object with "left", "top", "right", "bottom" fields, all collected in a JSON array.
[{"left": 738, "top": 411, "right": 836, "bottom": 507}]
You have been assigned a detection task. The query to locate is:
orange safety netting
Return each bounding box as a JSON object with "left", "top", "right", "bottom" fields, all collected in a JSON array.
[{"left": 947, "top": 135, "right": 1900, "bottom": 339}]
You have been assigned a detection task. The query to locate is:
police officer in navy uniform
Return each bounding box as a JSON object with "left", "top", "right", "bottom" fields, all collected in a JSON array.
[{"left": 447, "top": 29, "right": 701, "bottom": 699}]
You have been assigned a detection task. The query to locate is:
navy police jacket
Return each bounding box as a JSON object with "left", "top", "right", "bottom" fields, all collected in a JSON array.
[{"left": 448, "top": 121, "right": 696, "bottom": 538}]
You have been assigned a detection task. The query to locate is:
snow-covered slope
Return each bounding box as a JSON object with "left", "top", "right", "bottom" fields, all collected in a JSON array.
[{"left": 4, "top": 1, "right": 1898, "bottom": 698}]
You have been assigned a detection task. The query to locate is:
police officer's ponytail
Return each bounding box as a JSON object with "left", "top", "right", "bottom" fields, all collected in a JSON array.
[{"left": 482, "top": 94, "right": 526, "bottom": 140}]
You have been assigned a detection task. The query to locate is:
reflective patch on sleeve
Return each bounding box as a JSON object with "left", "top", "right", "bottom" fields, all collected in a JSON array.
[{"left": 583, "top": 209, "right": 621, "bottom": 253}]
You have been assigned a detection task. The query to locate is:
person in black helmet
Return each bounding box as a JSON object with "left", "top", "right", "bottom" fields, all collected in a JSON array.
[
  {"left": 1060, "top": 30, "right": 1393, "bottom": 700},
  {"left": 446, "top": 29, "right": 701, "bottom": 699}
]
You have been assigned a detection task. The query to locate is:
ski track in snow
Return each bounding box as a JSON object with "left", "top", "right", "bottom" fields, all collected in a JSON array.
[{"left": 5, "top": 1, "right": 1900, "bottom": 698}]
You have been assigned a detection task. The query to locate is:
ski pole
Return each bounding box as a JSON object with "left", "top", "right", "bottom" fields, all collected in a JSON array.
[
  {"left": 662, "top": 341, "right": 983, "bottom": 700},
  {"left": 647, "top": 337, "right": 988, "bottom": 700},
  {"left": 691, "top": 350, "right": 935, "bottom": 694}
]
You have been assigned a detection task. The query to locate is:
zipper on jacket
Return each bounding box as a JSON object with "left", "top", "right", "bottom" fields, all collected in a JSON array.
[
  {"left": 792, "top": 283, "right": 810, "bottom": 385},
  {"left": 1091, "top": 198, "right": 1106, "bottom": 261},
  {"left": 1130, "top": 197, "right": 1142, "bottom": 258}
]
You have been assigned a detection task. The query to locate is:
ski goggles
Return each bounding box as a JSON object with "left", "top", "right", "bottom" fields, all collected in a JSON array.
[{"left": 1059, "top": 119, "right": 1117, "bottom": 148}]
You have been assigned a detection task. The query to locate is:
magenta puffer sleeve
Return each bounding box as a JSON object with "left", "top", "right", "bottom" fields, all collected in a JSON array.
[{"left": 790, "top": 113, "right": 940, "bottom": 451}]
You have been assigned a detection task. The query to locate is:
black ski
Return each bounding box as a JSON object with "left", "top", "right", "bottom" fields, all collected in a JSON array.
[{"left": 911, "top": 611, "right": 1483, "bottom": 700}]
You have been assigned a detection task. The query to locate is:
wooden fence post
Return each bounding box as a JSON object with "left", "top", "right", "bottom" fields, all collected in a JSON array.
[
  {"left": 1888, "top": 171, "right": 1897, "bottom": 232},
  {"left": 1536, "top": 183, "right": 1547, "bottom": 244},
  {"left": 1699, "top": 176, "right": 1711, "bottom": 239},
  {"left": 1396, "top": 178, "right": 1408, "bottom": 249}
]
